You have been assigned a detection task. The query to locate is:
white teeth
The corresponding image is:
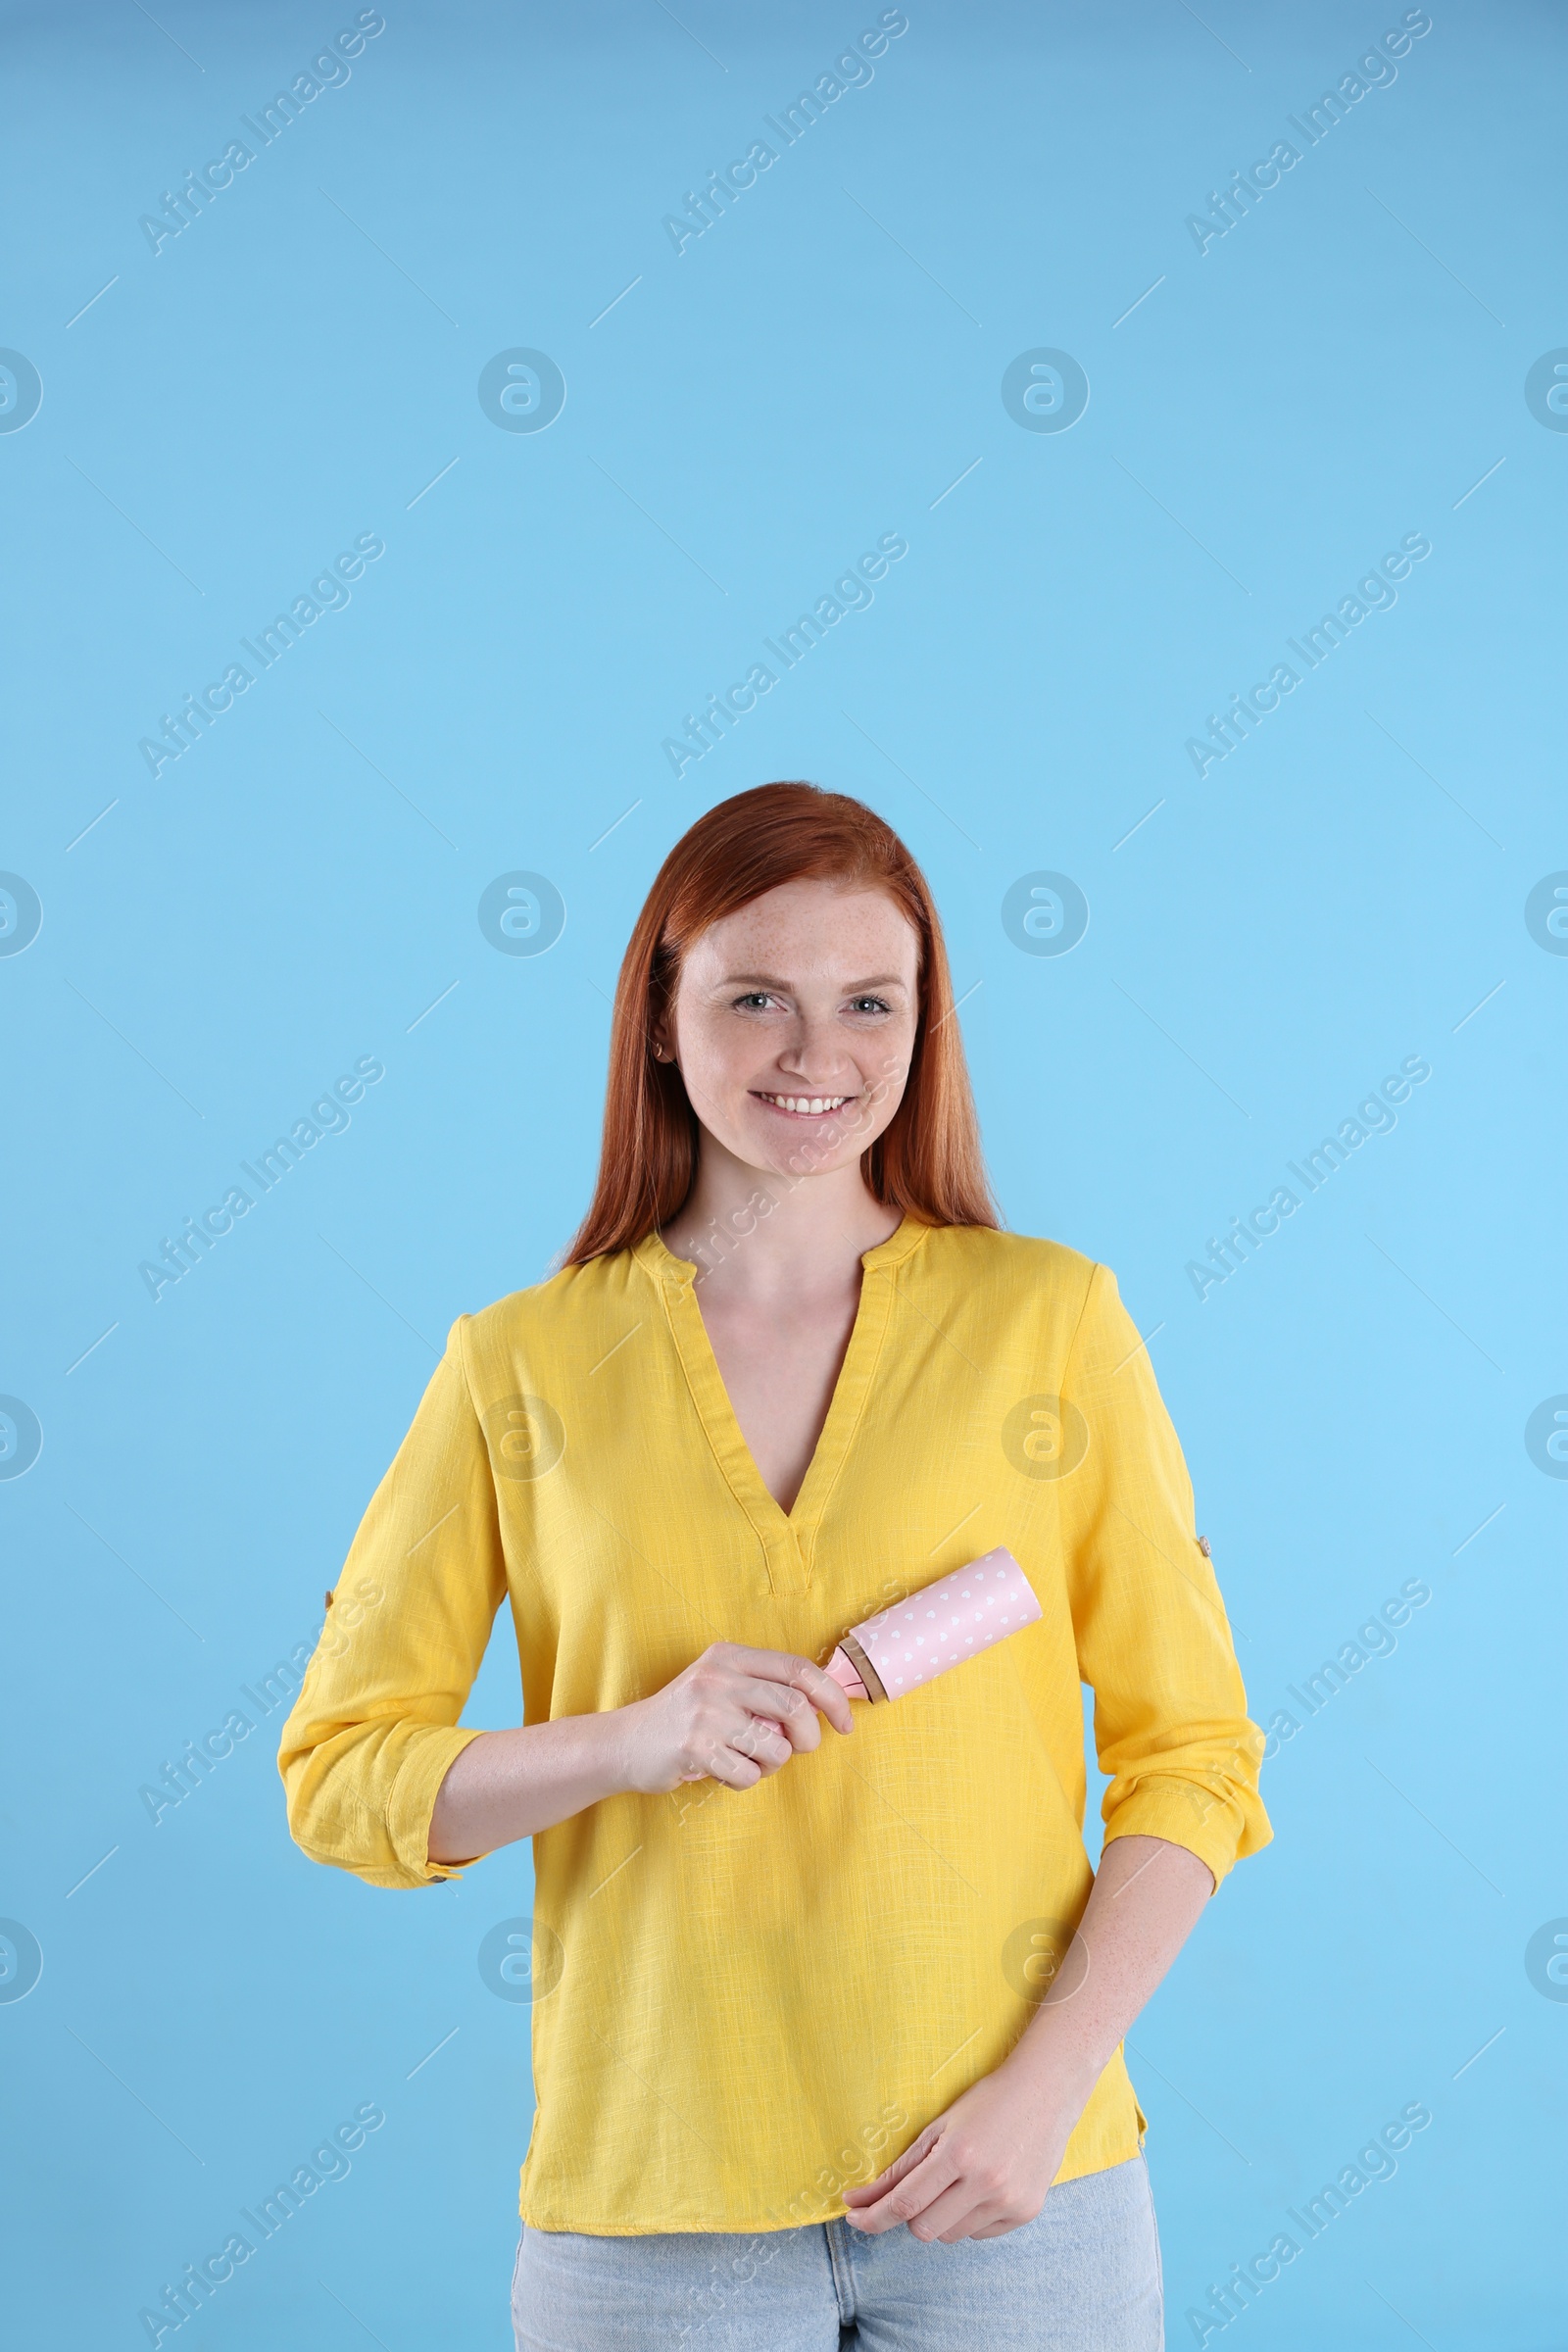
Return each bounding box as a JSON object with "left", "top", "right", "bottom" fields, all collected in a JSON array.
[{"left": 762, "top": 1094, "right": 847, "bottom": 1114}]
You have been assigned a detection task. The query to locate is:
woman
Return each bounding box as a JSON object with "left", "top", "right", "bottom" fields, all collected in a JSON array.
[{"left": 280, "top": 781, "right": 1270, "bottom": 2351}]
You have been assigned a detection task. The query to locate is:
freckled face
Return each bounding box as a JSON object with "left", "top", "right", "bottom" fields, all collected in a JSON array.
[{"left": 662, "top": 880, "right": 921, "bottom": 1178}]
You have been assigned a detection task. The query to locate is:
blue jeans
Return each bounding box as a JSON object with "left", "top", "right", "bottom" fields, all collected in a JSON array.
[{"left": 512, "top": 2155, "right": 1163, "bottom": 2350}]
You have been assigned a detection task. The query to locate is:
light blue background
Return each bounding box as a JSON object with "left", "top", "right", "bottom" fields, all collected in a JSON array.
[{"left": 2, "top": 2, "right": 1563, "bottom": 2344}]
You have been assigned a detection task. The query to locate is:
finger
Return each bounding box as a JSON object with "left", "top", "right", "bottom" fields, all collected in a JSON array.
[
  {"left": 843, "top": 2139, "right": 958, "bottom": 2234},
  {"left": 909, "top": 2182, "right": 994, "bottom": 2244},
  {"left": 701, "top": 1743, "right": 764, "bottom": 1790},
  {"left": 725, "top": 1714, "right": 797, "bottom": 1773},
  {"left": 693, "top": 1717, "right": 794, "bottom": 1785},
  {"left": 734, "top": 1677, "right": 828, "bottom": 1751},
  {"left": 841, "top": 2125, "right": 938, "bottom": 2206},
  {"left": 720, "top": 1647, "right": 855, "bottom": 1737}
]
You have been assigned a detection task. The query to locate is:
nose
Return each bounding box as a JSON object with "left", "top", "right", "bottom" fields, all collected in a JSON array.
[{"left": 772, "top": 1016, "right": 855, "bottom": 1088}]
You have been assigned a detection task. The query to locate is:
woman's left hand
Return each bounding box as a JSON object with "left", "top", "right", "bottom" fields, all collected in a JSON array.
[
  {"left": 840, "top": 2056, "right": 1088, "bottom": 2243},
  {"left": 841, "top": 1837, "right": 1216, "bottom": 2243}
]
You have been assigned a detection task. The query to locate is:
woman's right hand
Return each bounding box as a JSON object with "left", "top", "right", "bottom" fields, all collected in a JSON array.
[{"left": 617, "top": 1643, "right": 856, "bottom": 1794}]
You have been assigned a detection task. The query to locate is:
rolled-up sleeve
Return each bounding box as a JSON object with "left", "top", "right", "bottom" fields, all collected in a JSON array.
[
  {"left": 278, "top": 1316, "right": 508, "bottom": 1888},
  {"left": 1059, "top": 1264, "right": 1271, "bottom": 1887}
]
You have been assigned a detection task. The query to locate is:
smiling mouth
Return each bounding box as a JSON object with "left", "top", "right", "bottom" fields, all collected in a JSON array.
[{"left": 754, "top": 1092, "right": 854, "bottom": 1118}]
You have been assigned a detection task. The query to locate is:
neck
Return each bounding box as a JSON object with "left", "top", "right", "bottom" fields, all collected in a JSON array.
[{"left": 663, "top": 1143, "right": 903, "bottom": 1301}]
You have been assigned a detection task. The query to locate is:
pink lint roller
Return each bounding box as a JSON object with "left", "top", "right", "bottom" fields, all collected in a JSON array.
[
  {"left": 823, "top": 1546, "right": 1041, "bottom": 1702},
  {"left": 674, "top": 1547, "right": 1043, "bottom": 1783}
]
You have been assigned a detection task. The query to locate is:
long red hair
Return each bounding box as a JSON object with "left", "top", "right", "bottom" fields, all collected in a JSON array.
[{"left": 564, "top": 782, "right": 999, "bottom": 1262}]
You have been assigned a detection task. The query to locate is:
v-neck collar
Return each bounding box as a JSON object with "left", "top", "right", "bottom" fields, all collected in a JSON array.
[{"left": 633, "top": 1213, "right": 932, "bottom": 1597}]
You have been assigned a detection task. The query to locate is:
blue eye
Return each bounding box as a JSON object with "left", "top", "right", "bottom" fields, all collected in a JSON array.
[{"left": 849, "top": 996, "right": 891, "bottom": 1015}]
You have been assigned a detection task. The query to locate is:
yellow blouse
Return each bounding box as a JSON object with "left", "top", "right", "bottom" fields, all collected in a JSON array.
[{"left": 278, "top": 1217, "right": 1269, "bottom": 2235}]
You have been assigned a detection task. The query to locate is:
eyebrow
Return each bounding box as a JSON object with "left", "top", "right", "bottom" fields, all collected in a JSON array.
[{"left": 718, "top": 971, "right": 910, "bottom": 992}]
